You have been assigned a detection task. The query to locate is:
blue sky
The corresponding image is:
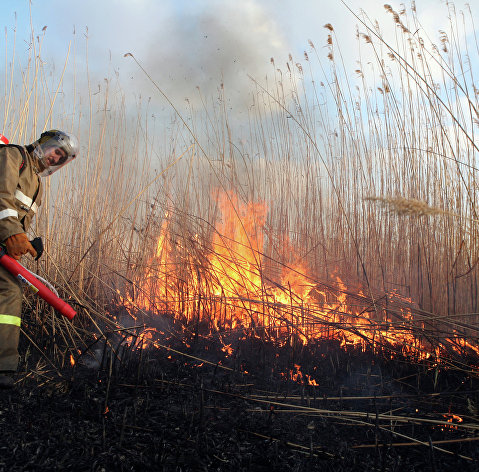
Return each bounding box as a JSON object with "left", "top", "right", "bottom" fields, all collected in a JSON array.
[{"left": 0, "top": 0, "right": 475, "bottom": 135}]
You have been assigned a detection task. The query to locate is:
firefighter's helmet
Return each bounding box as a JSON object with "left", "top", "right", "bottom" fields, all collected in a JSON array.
[{"left": 35, "top": 129, "right": 79, "bottom": 176}]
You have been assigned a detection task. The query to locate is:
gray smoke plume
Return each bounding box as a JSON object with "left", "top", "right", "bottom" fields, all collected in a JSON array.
[{"left": 132, "top": 0, "right": 290, "bottom": 112}]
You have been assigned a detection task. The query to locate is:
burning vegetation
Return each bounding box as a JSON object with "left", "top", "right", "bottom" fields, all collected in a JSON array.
[
  {"left": 119, "top": 189, "right": 479, "bottom": 369},
  {"left": 2, "top": 2, "right": 479, "bottom": 471}
]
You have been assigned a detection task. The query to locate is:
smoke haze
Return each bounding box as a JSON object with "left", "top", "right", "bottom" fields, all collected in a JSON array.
[{"left": 140, "top": 0, "right": 288, "bottom": 110}]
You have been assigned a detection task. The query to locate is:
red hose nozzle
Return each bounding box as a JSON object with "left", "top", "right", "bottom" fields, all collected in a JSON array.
[{"left": 0, "top": 248, "right": 76, "bottom": 320}]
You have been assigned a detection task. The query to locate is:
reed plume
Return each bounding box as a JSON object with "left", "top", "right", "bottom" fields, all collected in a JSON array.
[{"left": 364, "top": 196, "right": 454, "bottom": 218}]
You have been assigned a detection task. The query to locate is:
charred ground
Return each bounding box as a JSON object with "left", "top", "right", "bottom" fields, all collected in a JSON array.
[{"left": 1, "top": 319, "right": 479, "bottom": 471}]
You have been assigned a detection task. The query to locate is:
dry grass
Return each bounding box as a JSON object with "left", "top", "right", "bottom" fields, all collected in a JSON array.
[{"left": 2, "top": 2, "right": 479, "bottom": 367}]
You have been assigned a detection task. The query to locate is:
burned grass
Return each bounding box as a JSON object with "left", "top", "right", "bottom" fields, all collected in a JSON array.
[{"left": 1, "top": 328, "right": 479, "bottom": 472}]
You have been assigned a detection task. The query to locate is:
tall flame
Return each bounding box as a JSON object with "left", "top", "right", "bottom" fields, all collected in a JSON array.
[{"left": 119, "top": 190, "right": 479, "bottom": 362}]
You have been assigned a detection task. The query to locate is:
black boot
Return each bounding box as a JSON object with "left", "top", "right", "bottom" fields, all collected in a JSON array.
[{"left": 0, "top": 372, "right": 14, "bottom": 389}]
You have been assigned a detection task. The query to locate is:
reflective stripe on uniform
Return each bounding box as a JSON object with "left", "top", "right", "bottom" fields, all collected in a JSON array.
[
  {"left": 14, "top": 189, "right": 38, "bottom": 213},
  {"left": 0, "top": 209, "right": 18, "bottom": 220},
  {"left": 0, "top": 314, "right": 21, "bottom": 326}
]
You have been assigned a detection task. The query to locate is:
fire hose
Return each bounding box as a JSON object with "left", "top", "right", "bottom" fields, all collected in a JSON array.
[{"left": 0, "top": 242, "right": 76, "bottom": 320}]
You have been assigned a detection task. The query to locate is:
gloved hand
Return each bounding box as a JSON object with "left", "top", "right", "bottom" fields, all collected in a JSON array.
[{"left": 4, "top": 233, "right": 37, "bottom": 260}]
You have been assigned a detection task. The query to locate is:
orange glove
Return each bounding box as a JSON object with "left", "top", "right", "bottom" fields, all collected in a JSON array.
[{"left": 4, "top": 233, "right": 37, "bottom": 260}]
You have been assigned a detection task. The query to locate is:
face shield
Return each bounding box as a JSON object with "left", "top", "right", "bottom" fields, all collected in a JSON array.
[{"left": 34, "top": 130, "right": 79, "bottom": 177}]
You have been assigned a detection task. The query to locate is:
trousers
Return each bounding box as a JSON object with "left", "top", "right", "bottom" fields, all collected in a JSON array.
[{"left": 0, "top": 264, "right": 22, "bottom": 371}]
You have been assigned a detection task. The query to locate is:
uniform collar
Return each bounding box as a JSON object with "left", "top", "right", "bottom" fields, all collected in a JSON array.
[{"left": 25, "top": 144, "right": 45, "bottom": 174}]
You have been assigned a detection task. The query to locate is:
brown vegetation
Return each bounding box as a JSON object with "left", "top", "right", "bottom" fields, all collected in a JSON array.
[{"left": 1, "top": 4, "right": 479, "bottom": 468}]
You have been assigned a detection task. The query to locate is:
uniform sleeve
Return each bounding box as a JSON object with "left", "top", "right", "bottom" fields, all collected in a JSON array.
[{"left": 0, "top": 147, "right": 25, "bottom": 241}]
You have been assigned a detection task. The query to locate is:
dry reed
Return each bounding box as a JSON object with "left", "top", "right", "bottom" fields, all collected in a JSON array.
[{"left": 1, "top": 2, "right": 479, "bottom": 368}]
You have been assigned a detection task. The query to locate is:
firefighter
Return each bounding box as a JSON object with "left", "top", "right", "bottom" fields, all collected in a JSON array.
[{"left": 0, "top": 130, "right": 79, "bottom": 389}]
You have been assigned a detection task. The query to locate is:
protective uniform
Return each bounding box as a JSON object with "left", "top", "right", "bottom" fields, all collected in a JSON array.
[
  {"left": 0, "top": 131, "right": 78, "bottom": 385},
  {"left": 0, "top": 145, "right": 43, "bottom": 372}
]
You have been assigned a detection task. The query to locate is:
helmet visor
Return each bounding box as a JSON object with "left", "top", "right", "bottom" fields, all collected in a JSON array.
[{"left": 35, "top": 130, "right": 79, "bottom": 177}]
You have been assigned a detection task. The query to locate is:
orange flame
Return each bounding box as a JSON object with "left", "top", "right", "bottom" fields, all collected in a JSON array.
[
  {"left": 281, "top": 364, "right": 319, "bottom": 386},
  {"left": 444, "top": 413, "right": 463, "bottom": 423},
  {"left": 118, "top": 190, "right": 479, "bottom": 363},
  {"left": 441, "top": 413, "right": 463, "bottom": 430}
]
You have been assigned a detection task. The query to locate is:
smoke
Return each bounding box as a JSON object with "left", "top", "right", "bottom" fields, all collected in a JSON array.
[
  {"left": 4, "top": 0, "right": 292, "bottom": 124},
  {"left": 136, "top": 0, "right": 290, "bottom": 111}
]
